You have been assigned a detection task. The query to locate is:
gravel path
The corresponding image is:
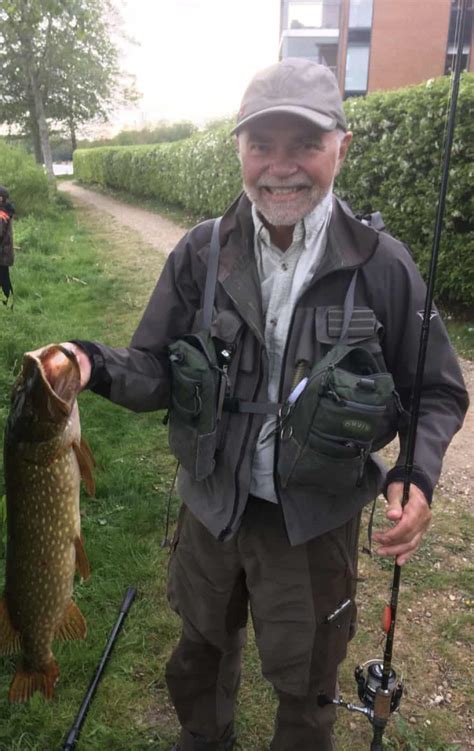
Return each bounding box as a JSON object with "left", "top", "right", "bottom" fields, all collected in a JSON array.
[
  {"left": 59, "top": 180, "right": 472, "bottom": 493},
  {"left": 59, "top": 181, "right": 187, "bottom": 255}
]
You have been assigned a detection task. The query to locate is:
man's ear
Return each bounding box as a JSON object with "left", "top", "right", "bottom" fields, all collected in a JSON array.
[
  {"left": 335, "top": 131, "right": 352, "bottom": 176},
  {"left": 235, "top": 134, "right": 243, "bottom": 163}
]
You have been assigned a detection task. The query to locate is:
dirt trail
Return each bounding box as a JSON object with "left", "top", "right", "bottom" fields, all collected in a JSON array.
[
  {"left": 59, "top": 181, "right": 473, "bottom": 495},
  {"left": 59, "top": 181, "right": 187, "bottom": 255}
]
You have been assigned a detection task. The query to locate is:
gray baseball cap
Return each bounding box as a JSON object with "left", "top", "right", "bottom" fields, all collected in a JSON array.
[{"left": 232, "top": 57, "right": 347, "bottom": 135}]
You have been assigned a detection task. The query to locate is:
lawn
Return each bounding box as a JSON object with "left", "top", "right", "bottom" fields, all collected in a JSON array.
[{"left": 0, "top": 198, "right": 471, "bottom": 750}]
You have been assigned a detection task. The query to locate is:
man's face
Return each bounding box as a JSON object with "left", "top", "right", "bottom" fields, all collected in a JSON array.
[{"left": 237, "top": 113, "right": 351, "bottom": 227}]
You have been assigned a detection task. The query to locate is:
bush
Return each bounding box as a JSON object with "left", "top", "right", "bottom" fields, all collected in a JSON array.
[
  {"left": 0, "top": 141, "right": 50, "bottom": 216},
  {"left": 74, "top": 119, "right": 242, "bottom": 217},
  {"left": 74, "top": 75, "right": 474, "bottom": 308},
  {"left": 338, "top": 74, "right": 473, "bottom": 311}
]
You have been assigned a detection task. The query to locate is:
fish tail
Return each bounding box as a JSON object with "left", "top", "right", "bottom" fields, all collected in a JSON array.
[
  {"left": 0, "top": 599, "right": 21, "bottom": 655},
  {"left": 8, "top": 660, "right": 60, "bottom": 703},
  {"left": 55, "top": 599, "right": 87, "bottom": 641}
]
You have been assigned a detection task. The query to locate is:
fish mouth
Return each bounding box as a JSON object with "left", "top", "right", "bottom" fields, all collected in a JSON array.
[{"left": 23, "top": 345, "right": 82, "bottom": 417}]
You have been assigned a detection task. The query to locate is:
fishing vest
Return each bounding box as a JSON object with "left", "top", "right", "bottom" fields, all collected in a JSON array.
[{"left": 166, "top": 216, "right": 399, "bottom": 487}]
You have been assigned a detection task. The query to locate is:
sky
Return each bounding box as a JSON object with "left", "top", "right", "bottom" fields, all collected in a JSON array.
[{"left": 109, "top": 0, "right": 281, "bottom": 132}]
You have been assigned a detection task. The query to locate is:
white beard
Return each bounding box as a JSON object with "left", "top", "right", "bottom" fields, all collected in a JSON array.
[{"left": 244, "top": 179, "right": 330, "bottom": 227}]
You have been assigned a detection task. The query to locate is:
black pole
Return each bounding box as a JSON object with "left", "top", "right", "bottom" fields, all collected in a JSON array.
[
  {"left": 61, "top": 586, "right": 137, "bottom": 751},
  {"left": 371, "top": 0, "right": 469, "bottom": 745}
]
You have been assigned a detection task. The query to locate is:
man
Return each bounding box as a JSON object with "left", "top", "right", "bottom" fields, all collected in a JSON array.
[
  {"left": 0, "top": 185, "right": 15, "bottom": 306},
  {"left": 48, "top": 60, "right": 467, "bottom": 749}
]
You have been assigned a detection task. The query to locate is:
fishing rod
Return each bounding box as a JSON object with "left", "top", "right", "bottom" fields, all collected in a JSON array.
[
  {"left": 319, "top": 1, "right": 470, "bottom": 746},
  {"left": 61, "top": 586, "right": 137, "bottom": 751}
]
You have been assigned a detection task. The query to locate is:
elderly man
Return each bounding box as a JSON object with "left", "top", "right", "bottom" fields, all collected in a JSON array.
[{"left": 52, "top": 59, "right": 467, "bottom": 749}]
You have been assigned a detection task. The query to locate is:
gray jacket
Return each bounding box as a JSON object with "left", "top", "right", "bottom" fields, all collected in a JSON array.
[{"left": 80, "top": 194, "right": 468, "bottom": 545}]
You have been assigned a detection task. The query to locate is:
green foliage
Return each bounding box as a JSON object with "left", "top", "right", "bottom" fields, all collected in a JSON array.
[
  {"left": 338, "top": 74, "right": 474, "bottom": 310},
  {"left": 75, "top": 76, "right": 474, "bottom": 309},
  {"left": 73, "top": 117, "right": 241, "bottom": 218},
  {"left": 81, "top": 121, "right": 198, "bottom": 149},
  {"left": 0, "top": 0, "right": 135, "bottom": 165},
  {"left": 0, "top": 141, "right": 50, "bottom": 215}
]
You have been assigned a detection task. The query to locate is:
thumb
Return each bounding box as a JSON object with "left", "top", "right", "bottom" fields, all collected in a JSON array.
[{"left": 385, "top": 482, "right": 404, "bottom": 521}]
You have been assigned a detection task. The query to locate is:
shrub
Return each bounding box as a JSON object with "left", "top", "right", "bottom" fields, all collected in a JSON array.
[
  {"left": 338, "top": 74, "right": 473, "bottom": 311},
  {"left": 0, "top": 141, "right": 50, "bottom": 216},
  {"left": 74, "top": 75, "right": 474, "bottom": 308},
  {"left": 74, "top": 119, "right": 242, "bottom": 217}
]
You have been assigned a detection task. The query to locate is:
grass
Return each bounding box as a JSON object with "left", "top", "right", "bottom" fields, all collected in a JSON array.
[
  {"left": 443, "top": 316, "right": 474, "bottom": 359},
  {"left": 0, "top": 198, "right": 472, "bottom": 750}
]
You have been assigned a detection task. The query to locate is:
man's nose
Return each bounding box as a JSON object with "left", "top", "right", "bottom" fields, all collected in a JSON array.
[{"left": 267, "top": 150, "right": 298, "bottom": 177}]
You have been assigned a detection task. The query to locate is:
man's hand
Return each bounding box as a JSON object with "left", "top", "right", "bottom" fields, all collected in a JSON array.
[
  {"left": 60, "top": 342, "right": 91, "bottom": 390},
  {"left": 372, "top": 482, "right": 432, "bottom": 566}
]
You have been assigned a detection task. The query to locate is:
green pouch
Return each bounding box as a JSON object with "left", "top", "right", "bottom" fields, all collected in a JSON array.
[
  {"left": 278, "top": 342, "right": 396, "bottom": 491},
  {"left": 168, "top": 331, "right": 222, "bottom": 481}
]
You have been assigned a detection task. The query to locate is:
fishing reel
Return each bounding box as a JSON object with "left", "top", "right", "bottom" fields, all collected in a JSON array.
[
  {"left": 355, "top": 659, "right": 403, "bottom": 717},
  {"left": 318, "top": 659, "right": 404, "bottom": 724}
]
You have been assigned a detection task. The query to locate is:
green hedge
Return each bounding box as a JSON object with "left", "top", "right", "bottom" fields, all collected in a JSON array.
[
  {"left": 74, "top": 75, "right": 474, "bottom": 309},
  {"left": 74, "top": 122, "right": 242, "bottom": 217},
  {"left": 338, "top": 74, "right": 473, "bottom": 310},
  {"left": 0, "top": 141, "right": 50, "bottom": 215}
]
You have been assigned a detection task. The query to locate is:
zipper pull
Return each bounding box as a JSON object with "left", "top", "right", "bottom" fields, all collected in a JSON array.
[{"left": 356, "top": 446, "right": 370, "bottom": 486}]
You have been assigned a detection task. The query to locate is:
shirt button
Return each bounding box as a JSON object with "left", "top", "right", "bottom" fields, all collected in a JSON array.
[
  {"left": 281, "top": 262, "right": 288, "bottom": 271},
  {"left": 270, "top": 318, "right": 277, "bottom": 327}
]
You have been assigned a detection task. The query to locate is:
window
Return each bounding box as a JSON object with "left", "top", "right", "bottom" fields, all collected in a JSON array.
[
  {"left": 286, "top": 37, "right": 338, "bottom": 72},
  {"left": 348, "top": 0, "right": 373, "bottom": 28},
  {"left": 287, "top": 1, "right": 340, "bottom": 30},
  {"left": 288, "top": 2, "right": 323, "bottom": 29},
  {"left": 344, "top": 44, "right": 370, "bottom": 92},
  {"left": 444, "top": 1, "right": 472, "bottom": 74}
]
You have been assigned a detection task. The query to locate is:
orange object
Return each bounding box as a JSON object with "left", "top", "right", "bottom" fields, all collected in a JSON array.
[{"left": 382, "top": 605, "right": 392, "bottom": 633}]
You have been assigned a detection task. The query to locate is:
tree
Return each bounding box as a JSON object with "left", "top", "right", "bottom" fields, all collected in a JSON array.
[{"left": 0, "top": 0, "right": 138, "bottom": 176}]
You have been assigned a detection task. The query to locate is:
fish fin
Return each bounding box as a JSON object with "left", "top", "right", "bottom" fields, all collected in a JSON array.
[
  {"left": 74, "top": 535, "right": 91, "bottom": 580},
  {"left": 74, "top": 438, "right": 96, "bottom": 495},
  {"left": 55, "top": 600, "right": 87, "bottom": 642},
  {"left": 8, "top": 660, "right": 59, "bottom": 703},
  {"left": 0, "top": 599, "right": 21, "bottom": 655},
  {"left": 73, "top": 438, "right": 96, "bottom": 496}
]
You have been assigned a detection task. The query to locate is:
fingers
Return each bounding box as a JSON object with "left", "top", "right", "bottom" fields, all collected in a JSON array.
[
  {"left": 59, "top": 342, "right": 92, "bottom": 390},
  {"left": 373, "top": 482, "right": 432, "bottom": 566}
]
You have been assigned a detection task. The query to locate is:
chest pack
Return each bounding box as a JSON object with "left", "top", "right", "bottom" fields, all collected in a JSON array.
[
  {"left": 277, "top": 270, "right": 397, "bottom": 492},
  {"left": 167, "top": 217, "right": 399, "bottom": 490}
]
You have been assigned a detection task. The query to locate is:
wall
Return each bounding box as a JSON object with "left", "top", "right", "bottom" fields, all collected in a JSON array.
[{"left": 368, "top": 0, "right": 451, "bottom": 91}]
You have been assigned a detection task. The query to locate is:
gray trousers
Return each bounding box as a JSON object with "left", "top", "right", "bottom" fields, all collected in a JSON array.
[{"left": 166, "top": 497, "right": 360, "bottom": 750}]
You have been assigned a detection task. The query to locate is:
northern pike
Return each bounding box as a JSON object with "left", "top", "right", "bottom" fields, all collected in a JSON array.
[{"left": 0, "top": 344, "right": 94, "bottom": 703}]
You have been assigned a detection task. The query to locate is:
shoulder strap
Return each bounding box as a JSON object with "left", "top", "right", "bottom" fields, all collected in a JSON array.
[
  {"left": 339, "top": 269, "right": 359, "bottom": 343},
  {"left": 202, "top": 217, "right": 222, "bottom": 332}
]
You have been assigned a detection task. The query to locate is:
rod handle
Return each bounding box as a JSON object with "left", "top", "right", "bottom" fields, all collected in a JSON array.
[{"left": 120, "top": 586, "right": 137, "bottom": 614}]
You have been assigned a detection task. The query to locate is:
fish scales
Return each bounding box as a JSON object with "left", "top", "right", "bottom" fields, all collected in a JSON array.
[{"left": 0, "top": 345, "right": 95, "bottom": 702}]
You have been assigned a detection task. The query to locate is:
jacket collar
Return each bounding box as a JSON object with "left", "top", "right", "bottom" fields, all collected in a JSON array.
[{"left": 212, "top": 193, "right": 380, "bottom": 344}]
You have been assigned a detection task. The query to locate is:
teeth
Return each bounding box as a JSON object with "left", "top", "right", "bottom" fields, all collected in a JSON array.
[{"left": 265, "top": 187, "right": 302, "bottom": 195}]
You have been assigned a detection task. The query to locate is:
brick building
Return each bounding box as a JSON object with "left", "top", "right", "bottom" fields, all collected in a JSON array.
[{"left": 279, "top": 0, "right": 473, "bottom": 97}]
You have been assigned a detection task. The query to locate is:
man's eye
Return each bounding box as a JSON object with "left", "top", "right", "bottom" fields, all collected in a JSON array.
[
  {"left": 303, "top": 141, "right": 322, "bottom": 151},
  {"left": 250, "top": 143, "right": 269, "bottom": 154}
]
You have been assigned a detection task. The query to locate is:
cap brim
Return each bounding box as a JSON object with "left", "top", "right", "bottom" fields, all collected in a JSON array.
[{"left": 231, "top": 105, "right": 341, "bottom": 135}]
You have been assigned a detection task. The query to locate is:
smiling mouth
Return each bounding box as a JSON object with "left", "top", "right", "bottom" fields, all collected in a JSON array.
[{"left": 262, "top": 186, "right": 309, "bottom": 196}]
